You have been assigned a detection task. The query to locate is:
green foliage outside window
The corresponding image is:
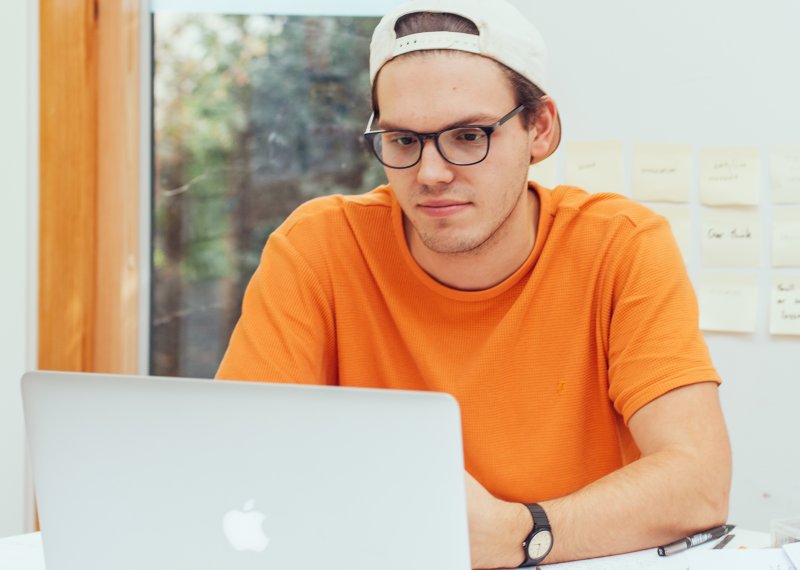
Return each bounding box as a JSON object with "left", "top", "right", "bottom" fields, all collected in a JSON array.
[{"left": 152, "top": 13, "right": 385, "bottom": 377}]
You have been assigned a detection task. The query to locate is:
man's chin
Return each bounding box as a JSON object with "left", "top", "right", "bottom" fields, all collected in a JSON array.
[{"left": 416, "top": 232, "right": 486, "bottom": 256}]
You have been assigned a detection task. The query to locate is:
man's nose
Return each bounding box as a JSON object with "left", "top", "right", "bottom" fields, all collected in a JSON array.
[{"left": 416, "top": 139, "right": 455, "bottom": 186}]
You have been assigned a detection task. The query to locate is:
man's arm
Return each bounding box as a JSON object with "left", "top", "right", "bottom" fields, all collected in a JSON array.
[{"left": 467, "top": 381, "right": 731, "bottom": 568}]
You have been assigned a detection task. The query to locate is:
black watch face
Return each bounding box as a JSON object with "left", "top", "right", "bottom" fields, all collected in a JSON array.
[{"left": 527, "top": 530, "right": 553, "bottom": 561}]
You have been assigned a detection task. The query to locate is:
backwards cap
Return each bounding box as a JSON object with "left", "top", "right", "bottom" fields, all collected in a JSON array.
[{"left": 369, "top": 0, "right": 561, "bottom": 162}]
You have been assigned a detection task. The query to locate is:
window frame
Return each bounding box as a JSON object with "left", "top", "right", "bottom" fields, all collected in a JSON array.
[{"left": 39, "top": 0, "right": 143, "bottom": 374}]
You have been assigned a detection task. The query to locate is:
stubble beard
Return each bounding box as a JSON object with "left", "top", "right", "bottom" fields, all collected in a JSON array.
[{"left": 410, "top": 180, "right": 528, "bottom": 257}]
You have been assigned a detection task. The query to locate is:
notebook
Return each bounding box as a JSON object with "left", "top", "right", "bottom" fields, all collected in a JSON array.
[{"left": 21, "top": 371, "right": 471, "bottom": 570}]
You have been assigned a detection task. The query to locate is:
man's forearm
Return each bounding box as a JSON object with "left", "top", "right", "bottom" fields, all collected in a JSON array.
[
  {"left": 468, "top": 383, "right": 731, "bottom": 568},
  {"left": 540, "top": 445, "right": 730, "bottom": 563},
  {"left": 540, "top": 382, "right": 731, "bottom": 564}
]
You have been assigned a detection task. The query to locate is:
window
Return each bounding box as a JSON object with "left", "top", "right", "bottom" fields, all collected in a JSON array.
[{"left": 150, "top": 6, "right": 386, "bottom": 377}]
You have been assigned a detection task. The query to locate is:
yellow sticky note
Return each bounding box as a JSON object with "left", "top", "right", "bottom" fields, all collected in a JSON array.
[
  {"left": 770, "top": 277, "right": 800, "bottom": 336},
  {"left": 699, "top": 272, "right": 758, "bottom": 333},
  {"left": 700, "top": 147, "right": 761, "bottom": 206},
  {"left": 632, "top": 144, "right": 692, "bottom": 203},
  {"left": 773, "top": 208, "right": 800, "bottom": 267},
  {"left": 528, "top": 156, "right": 558, "bottom": 189},
  {"left": 701, "top": 208, "right": 761, "bottom": 267},
  {"left": 564, "top": 141, "right": 624, "bottom": 195},
  {"left": 647, "top": 204, "right": 691, "bottom": 263},
  {"left": 771, "top": 145, "right": 800, "bottom": 204}
]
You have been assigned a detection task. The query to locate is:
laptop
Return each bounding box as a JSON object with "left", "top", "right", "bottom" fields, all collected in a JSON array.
[{"left": 21, "top": 371, "right": 471, "bottom": 570}]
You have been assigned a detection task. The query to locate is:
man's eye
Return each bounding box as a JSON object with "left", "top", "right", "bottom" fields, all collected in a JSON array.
[
  {"left": 388, "top": 134, "right": 417, "bottom": 147},
  {"left": 454, "top": 130, "right": 486, "bottom": 143}
]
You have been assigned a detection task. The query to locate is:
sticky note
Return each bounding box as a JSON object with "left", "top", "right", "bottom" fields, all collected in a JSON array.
[
  {"left": 771, "top": 145, "right": 800, "bottom": 204},
  {"left": 631, "top": 144, "right": 692, "bottom": 203},
  {"left": 564, "top": 141, "right": 624, "bottom": 195},
  {"left": 773, "top": 208, "right": 800, "bottom": 267},
  {"left": 770, "top": 277, "right": 800, "bottom": 336},
  {"left": 701, "top": 208, "right": 761, "bottom": 267},
  {"left": 647, "top": 204, "right": 691, "bottom": 263},
  {"left": 699, "top": 272, "right": 758, "bottom": 333},
  {"left": 700, "top": 147, "right": 761, "bottom": 206},
  {"left": 528, "top": 156, "right": 558, "bottom": 189}
]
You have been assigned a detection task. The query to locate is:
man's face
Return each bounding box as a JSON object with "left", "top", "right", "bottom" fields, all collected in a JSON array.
[{"left": 374, "top": 52, "right": 535, "bottom": 257}]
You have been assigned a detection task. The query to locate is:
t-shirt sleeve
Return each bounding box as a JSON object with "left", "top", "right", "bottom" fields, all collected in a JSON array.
[
  {"left": 605, "top": 215, "right": 720, "bottom": 423},
  {"left": 215, "top": 227, "right": 337, "bottom": 385}
]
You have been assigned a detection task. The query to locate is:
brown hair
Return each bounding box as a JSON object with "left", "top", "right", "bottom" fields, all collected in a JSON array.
[{"left": 371, "top": 12, "right": 546, "bottom": 126}]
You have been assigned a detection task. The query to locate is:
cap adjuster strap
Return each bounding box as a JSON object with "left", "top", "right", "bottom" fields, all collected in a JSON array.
[{"left": 392, "top": 31, "right": 481, "bottom": 57}]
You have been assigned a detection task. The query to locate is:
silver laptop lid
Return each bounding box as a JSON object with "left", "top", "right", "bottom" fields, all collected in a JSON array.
[{"left": 22, "top": 371, "right": 470, "bottom": 570}]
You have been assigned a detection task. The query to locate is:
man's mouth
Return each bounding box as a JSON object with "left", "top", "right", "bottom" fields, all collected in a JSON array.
[{"left": 417, "top": 200, "right": 471, "bottom": 218}]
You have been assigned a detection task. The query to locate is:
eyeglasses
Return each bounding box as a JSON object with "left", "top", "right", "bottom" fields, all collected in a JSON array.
[{"left": 363, "top": 104, "right": 525, "bottom": 169}]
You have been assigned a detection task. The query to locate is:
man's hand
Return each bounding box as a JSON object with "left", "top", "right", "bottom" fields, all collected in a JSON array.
[{"left": 465, "top": 472, "right": 530, "bottom": 569}]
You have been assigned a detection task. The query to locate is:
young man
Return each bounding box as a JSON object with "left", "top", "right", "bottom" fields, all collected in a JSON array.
[{"left": 217, "top": 0, "right": 731, "bottom": 566}]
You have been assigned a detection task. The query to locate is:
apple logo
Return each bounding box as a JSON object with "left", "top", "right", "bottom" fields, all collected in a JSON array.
[{"left": 222, "top": 499, "right": 270, "bottom": 552}]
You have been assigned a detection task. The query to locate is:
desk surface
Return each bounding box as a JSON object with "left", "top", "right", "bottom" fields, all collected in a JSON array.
[
  {"left": 0, "top": 532, "right": 45, "bottom": 570},
  {"left": 0, "top": 529, "right": 775, "bottom": 570}
]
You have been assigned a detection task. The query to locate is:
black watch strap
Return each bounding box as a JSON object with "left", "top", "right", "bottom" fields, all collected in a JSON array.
[{"left": 519, "top": 503, "right": 553, "bottom": 567}]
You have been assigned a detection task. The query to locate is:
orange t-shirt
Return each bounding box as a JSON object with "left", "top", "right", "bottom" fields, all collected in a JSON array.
[{"left": 216, "top": 183, "right": 719, "bottom": 503}]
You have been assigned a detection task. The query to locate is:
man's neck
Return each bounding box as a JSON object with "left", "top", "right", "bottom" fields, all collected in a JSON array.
[{"left": 407, "top": 189, "right": 540, "bottom": 291}]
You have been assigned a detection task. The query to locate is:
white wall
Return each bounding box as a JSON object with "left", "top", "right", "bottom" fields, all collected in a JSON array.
[
  {"left": 0, "top": 0, "right": 35, "bottom": 538},
  {"left": 514, "top": 0, "right": 800, "bottom": 532}
]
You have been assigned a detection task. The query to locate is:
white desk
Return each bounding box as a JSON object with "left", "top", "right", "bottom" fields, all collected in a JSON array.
[
  {"left": 0, "top": 529, "right": 775, "bottom": 570},
  {"left": 0, "top": 532, "right": 45, "bottom": 570},
  {"left": 546, "top": 530, "right": 776, "bottom": 569}
]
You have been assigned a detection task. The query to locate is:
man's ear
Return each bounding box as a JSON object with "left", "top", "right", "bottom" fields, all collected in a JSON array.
[{"left": 528, "top": 97, "right": 559, "bottom": 164}]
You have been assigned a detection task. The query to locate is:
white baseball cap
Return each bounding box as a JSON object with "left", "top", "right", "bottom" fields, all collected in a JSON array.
[{"left": 369, "top": 0, "right": 561, "bottom": 163}]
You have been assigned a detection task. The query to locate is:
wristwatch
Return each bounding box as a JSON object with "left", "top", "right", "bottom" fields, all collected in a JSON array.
[{"left": 519, "top": 503, "right": 553, "bottom": 567}]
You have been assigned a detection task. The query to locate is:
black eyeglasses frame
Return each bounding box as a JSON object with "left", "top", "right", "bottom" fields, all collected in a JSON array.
[{"left": 363, "top": 104, "right": 526, "bottom": 169}]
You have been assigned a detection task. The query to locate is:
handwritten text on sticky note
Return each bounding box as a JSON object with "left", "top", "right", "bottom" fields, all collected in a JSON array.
[
  {"left": 564, "top": 141, "right": 624, "bottom": 195},
  {"left": 701, "top": 208, "right": 761, "bottom": 267},
  {"left": 700, "top": 147, "right": 761, "bottom": 206},
  {"left": 632, "top": 144, "right": 692, "bottom": 203},
  {"left": 770, "top": 278, "right": 800, "bottom": 336}
]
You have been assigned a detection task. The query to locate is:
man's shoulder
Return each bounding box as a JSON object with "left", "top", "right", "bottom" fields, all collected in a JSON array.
[
  {"left": 278, "top": 185, "right": 394, "bottom": 237},
  {"left": 547, "top": 185, "right": 663, "bottom": 230}
]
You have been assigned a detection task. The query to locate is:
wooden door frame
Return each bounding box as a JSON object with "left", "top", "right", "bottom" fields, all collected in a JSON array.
[{"left": 39, "top": 0, "right": 142, "bottom": 374}]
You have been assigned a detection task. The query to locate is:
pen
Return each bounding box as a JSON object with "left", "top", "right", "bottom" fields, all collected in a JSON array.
[
  {"left": 657, "top": 524, "right": 735, "bottom": 556},
  {"left": 712, "top": 533, "right": 735, "bottom": 550}
]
